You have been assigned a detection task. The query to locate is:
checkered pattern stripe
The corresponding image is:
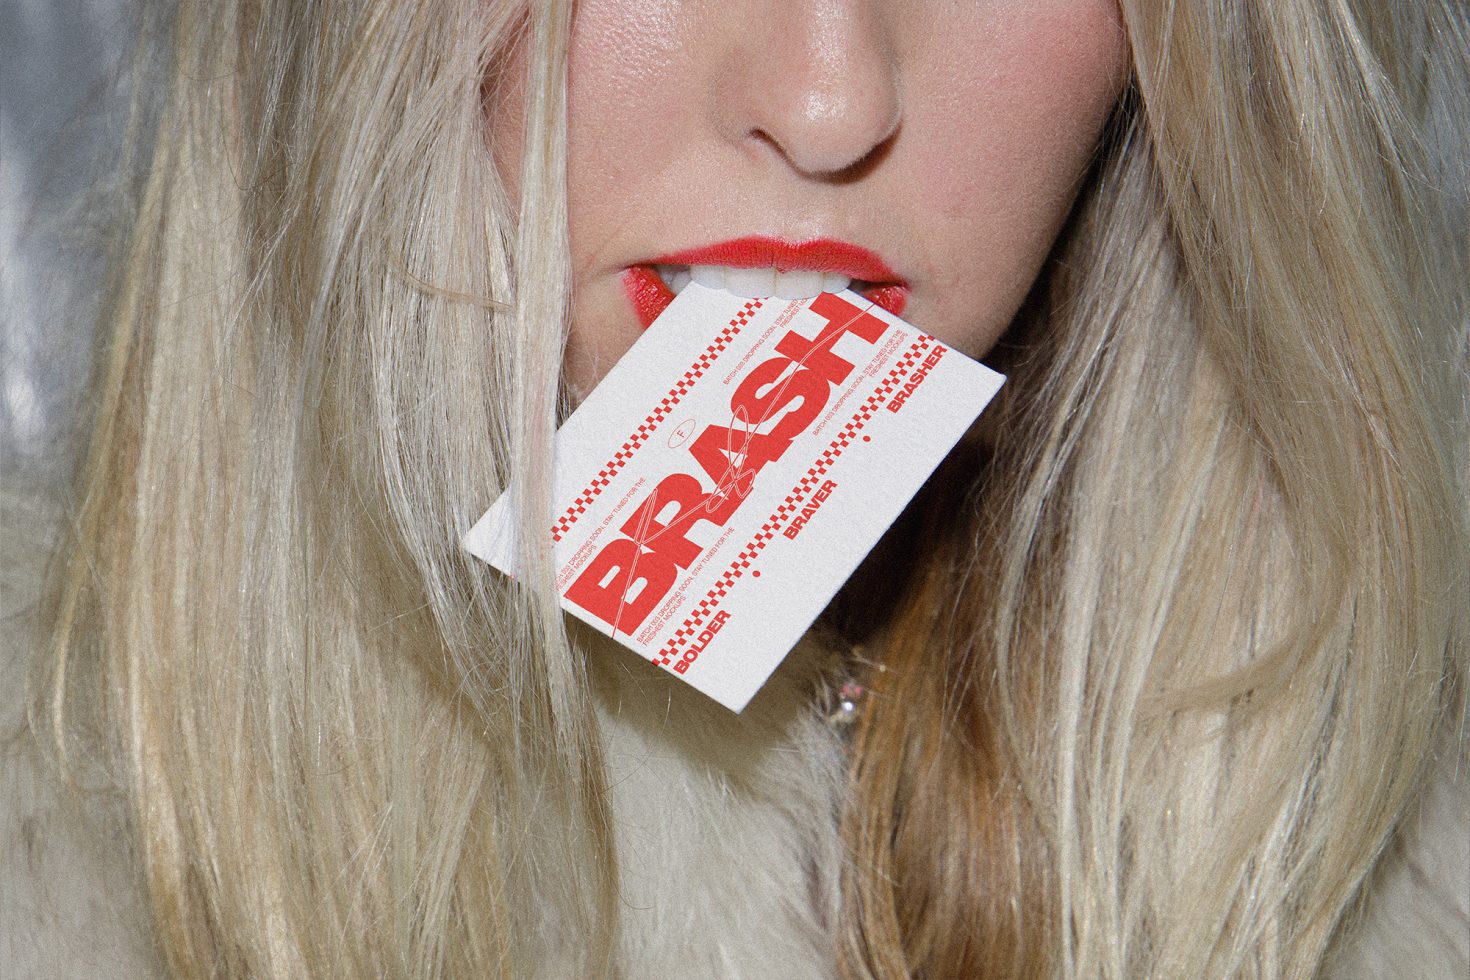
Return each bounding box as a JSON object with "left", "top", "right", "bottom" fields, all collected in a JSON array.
[
  {"left": 651, "top": 334, "right": 936, "bottom": 667},
  {"left": 550, "top": 300, "right": 763, "bottom": 543}
]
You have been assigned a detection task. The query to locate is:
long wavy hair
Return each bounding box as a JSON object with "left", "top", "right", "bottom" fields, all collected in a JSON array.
[{"left": 34, "top": 0, "right": 1468, "bottom": 976}]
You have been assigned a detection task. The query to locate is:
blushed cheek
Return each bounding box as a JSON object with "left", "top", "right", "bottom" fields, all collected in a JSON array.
[
  {"left": 564, "top": 2, "right": 693, "bottom": 208},
  {"left": 913, "top": 5, "right": 1126, "bottom": 354},
  {"left": 922, "top": 8, "right": 1124, "bottom": 218}
]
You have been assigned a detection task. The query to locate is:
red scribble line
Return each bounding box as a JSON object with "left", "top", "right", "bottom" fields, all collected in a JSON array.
[
  {"left": 652, "top": 334, "right": 932, "bottom": 666},
  {"left": 551, "top": 301, "right": 760, "bottom": 543},
  {"left": 606, "top": 299, "right": 884, "bottom": 640}
]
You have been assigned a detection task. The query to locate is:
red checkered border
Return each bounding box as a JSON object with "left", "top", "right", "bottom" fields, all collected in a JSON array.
[
  {"left": 550, "top": 300, "right": 763, "bottom": 543},
  {"left": 651, "top": 334, "right": 936, "bottom": 668}
]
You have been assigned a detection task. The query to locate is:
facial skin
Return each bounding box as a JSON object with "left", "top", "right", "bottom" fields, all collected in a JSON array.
[{"left": 497, "top": 0, "right": 1128, "bottom": 400}]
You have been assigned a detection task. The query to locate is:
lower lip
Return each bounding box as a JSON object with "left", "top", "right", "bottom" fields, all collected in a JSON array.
[{"left": 620, "top": 267, "right": 909, "bottom": 328}]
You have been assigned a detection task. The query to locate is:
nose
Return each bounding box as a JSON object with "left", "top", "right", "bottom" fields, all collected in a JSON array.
[{"left": 713, "top": 0, "right": 903, "bottom": 180}]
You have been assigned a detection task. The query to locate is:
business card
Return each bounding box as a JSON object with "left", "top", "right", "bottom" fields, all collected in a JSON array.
[{"left": 463, "top": 284, "right": 1004, "bottom": 711}]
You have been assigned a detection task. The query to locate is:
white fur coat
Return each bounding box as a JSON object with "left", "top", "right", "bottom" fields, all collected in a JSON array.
[{"left": 3, "top": 480, "right": 1467, "bottom": 978}]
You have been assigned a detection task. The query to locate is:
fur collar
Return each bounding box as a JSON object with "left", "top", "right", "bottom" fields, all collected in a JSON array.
[{"left": 3, "top": 481, "right": 1465, "bottom": 977}]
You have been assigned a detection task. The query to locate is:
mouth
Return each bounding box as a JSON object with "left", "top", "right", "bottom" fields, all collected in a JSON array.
[{"left": 621, "top": 236, "right": 909, "bottom": 327}]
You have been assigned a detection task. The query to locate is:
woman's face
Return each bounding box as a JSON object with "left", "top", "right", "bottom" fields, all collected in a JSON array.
[{"left": 501, "top": 0, "right": 1128, "bottom": 398}]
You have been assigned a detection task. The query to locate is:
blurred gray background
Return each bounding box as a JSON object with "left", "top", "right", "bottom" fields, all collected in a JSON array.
[{"left": 2, "top": 0, "right": 134, "bottom": 493}]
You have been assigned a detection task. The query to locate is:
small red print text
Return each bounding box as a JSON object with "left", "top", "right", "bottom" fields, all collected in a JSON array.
[{"left": 566, "top": 293, "right": 886, "bottom": 635}]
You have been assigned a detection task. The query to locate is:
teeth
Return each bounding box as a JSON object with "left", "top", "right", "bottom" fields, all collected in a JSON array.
[
  {"left": 774, "top": 269, "right": 822, "bottom": 300},
  {"left": 689, "top": 264, "right": 726, "bottom": 290},
  {"left": 655, "top": 264, "right": 693, "bottom": 294},
  {"left": 657, "top": 264, "right": 851, "bottom": 299},
  {"left": 725, "top": 266, "right": 776, "bottom": 297}
]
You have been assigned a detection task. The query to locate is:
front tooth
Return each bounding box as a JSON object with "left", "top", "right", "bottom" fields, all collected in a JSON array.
[
  {"left": 774, "top": 269, "right": 823, "bottom": 299},
  {"left": 724, "top": 266, "right": 777, "bottom": 298},
  {"left": 669, "top": 267, "right": 692, "bottom": 294},
  {"left": 820, "top": 272, "right": 851, "bottom": 294},
  {"left": 690, "top": 264, "right": 726, "bottom": 290}
]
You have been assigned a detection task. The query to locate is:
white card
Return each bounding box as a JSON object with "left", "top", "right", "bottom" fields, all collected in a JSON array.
[{"left": 463, "top": 284, "right": 1004, "bottom": 712}]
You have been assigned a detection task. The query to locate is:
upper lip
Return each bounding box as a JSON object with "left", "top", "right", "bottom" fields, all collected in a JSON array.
[{"left": 645, "top": 236, "right": 904, "bottom": 285}]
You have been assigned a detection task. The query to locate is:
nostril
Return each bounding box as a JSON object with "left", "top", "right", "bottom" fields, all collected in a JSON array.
[
  {"left": 749, "top": 121, "right": 899, "bottom": 184},
  {"left": 716, "top": 4, "right": 904, "bottom": 182}
]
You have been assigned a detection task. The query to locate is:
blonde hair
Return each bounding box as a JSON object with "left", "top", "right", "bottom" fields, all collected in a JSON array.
[
  {"left": 844, "top": 2, "right": 1469, "bottom": 976},
  {"left": 33, "top": 1, "right": 1467, "bottom": 978}
]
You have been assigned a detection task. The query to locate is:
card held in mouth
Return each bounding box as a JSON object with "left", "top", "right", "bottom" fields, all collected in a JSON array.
[{"left": 462, "top": 283, "right": 1005, "bottom": 712}]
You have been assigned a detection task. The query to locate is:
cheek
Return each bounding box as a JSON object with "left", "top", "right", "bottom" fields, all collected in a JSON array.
[
  {"left": 906, "top": 5, "right": 1126, "bottom": 348},
  {"left": 489, "top": 3, "right": 693, "bottom": 233},
  {"left": 565, "top": 2, "right": 695, "bottom": 250},
  {"left": 916, "top": 4, "right": 1125, "bottom": 215}
]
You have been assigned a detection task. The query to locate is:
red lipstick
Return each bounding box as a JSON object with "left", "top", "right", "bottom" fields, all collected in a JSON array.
[
  {"left": 652, "top": 237, "right": 900, "bottom": 280},
  {"left": 622, "top": 236, "right": 908, "bottom": 328}
]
